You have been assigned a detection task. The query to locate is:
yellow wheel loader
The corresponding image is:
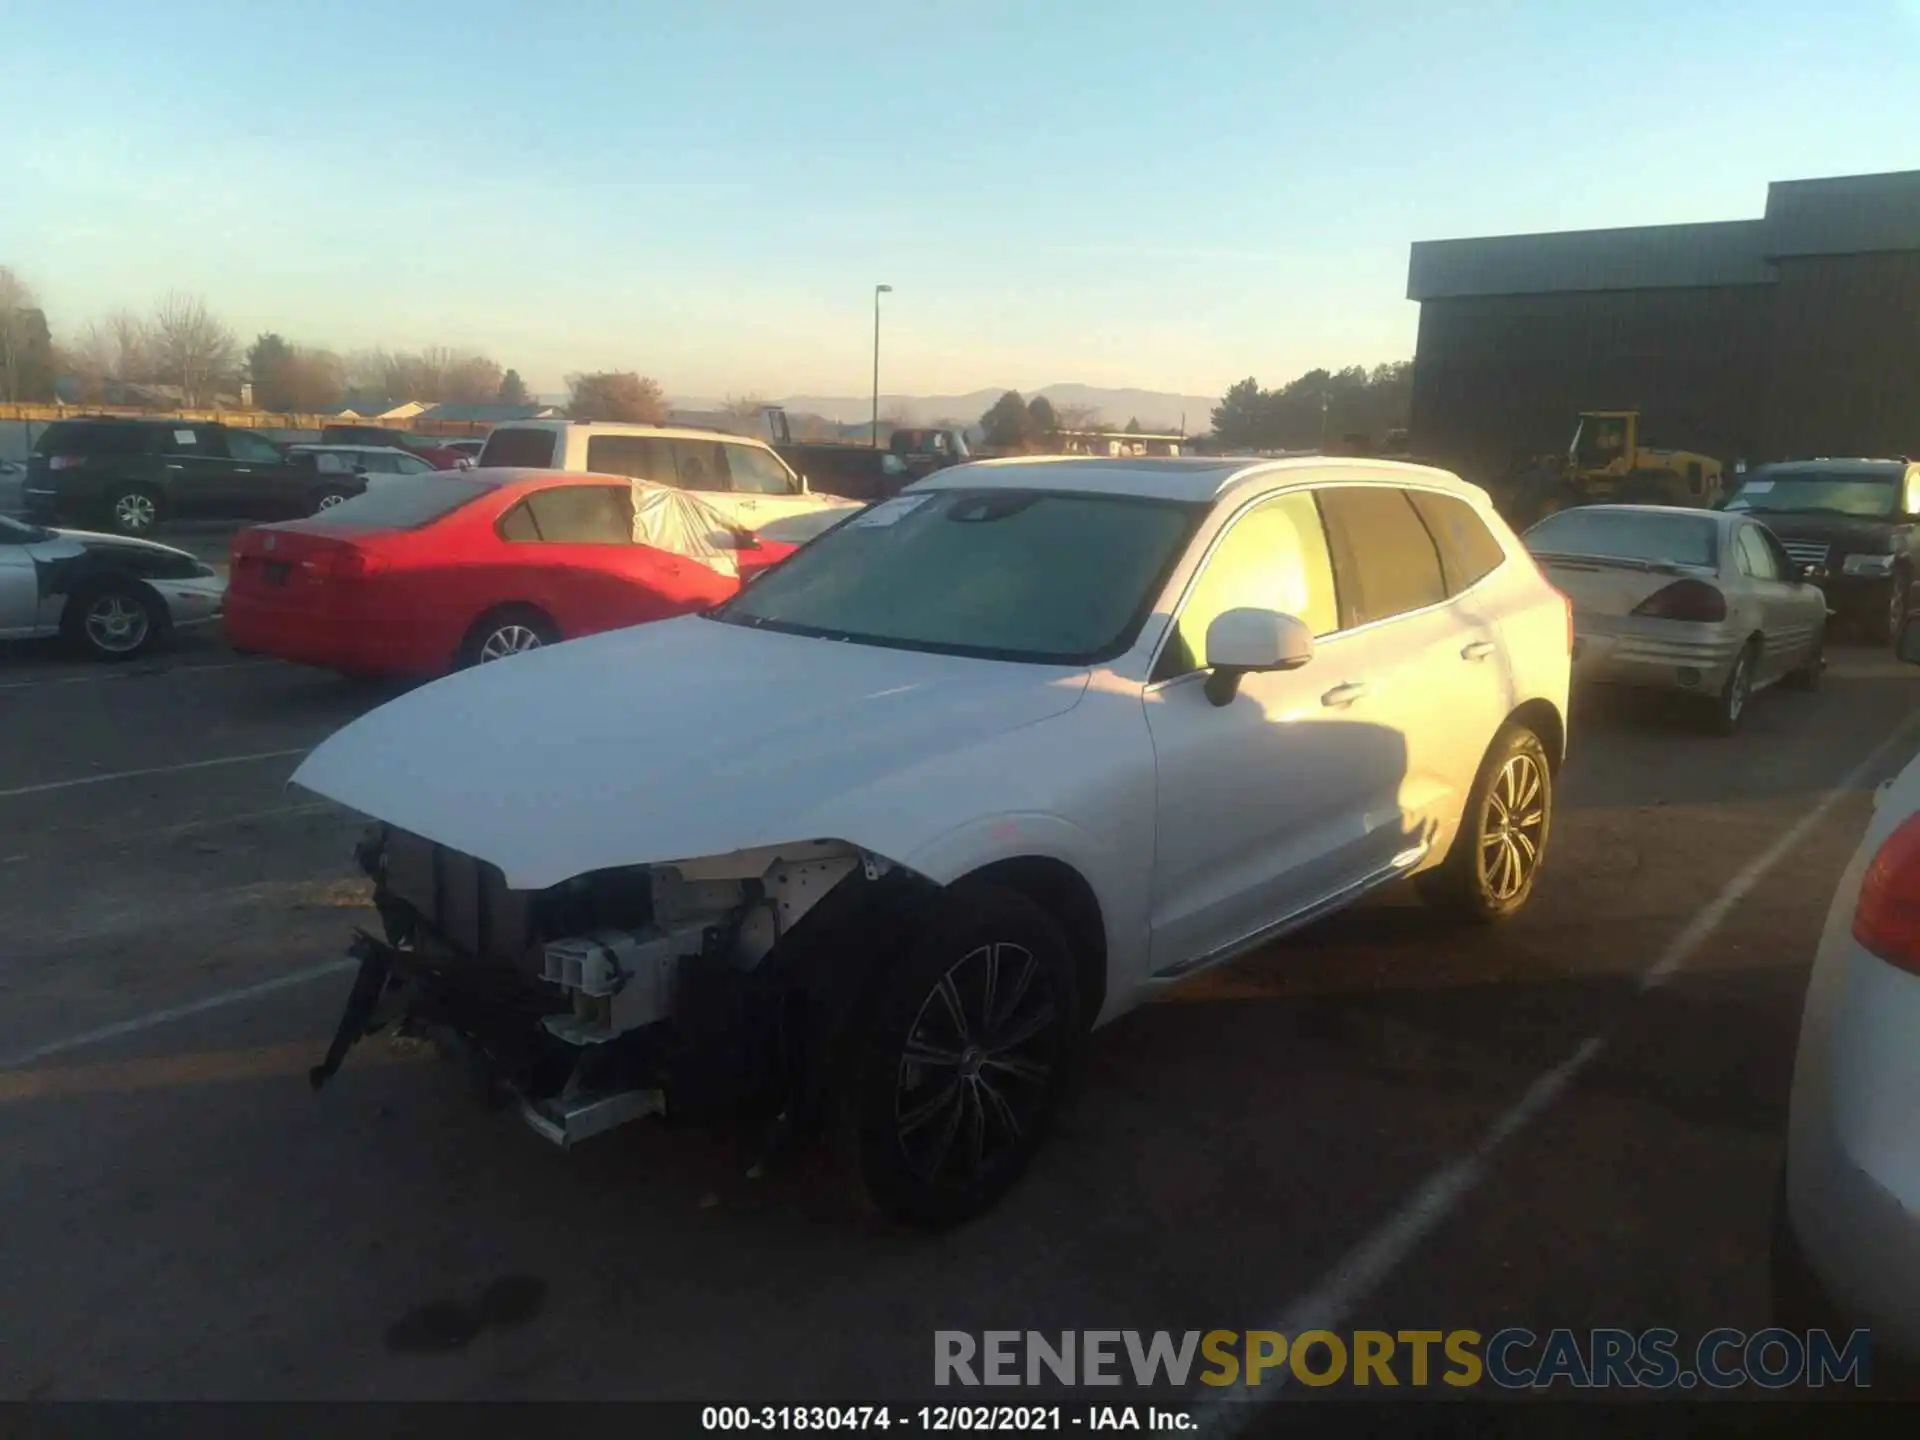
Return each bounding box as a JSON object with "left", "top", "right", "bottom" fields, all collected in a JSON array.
[{"left": 1501, "top": 411, "right": 1724, "bottom": 528}]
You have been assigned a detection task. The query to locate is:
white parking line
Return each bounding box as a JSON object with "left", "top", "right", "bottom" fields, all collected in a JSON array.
[
  {"left": 0, "top": 748, "right": 309, "bottom": 801},
  {"left": 0, "top": 957, "right": 358, "bottom": 1070},
  {"left": 1194, "top": 709, "right": 1920, "bottom": 1429},
  {"left": 0, "top": 658, "right": 273, "bottom": 691}
]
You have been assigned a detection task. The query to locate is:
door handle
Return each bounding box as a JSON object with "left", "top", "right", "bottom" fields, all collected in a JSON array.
[
  {"left": 1321, "top": 680, "right": 1368, "bottom": 709},
  {"left": 165, "top": 464, "right": 184, "bottom": 471},
  {"left": 1461, "top": 639, "right": 1496, "bottom": 661},
  {"left": 234, "top": 467, "right": 252, "bottom": 474}
]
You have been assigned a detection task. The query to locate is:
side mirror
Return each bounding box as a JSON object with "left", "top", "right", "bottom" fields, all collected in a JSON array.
[
  {"left": 731, "top": 528, "right": 762, "bottom": 551},
  {"left": 1202, "top": 608, "right": 1315, "bottom": 706},
  {"left": 1898, "top": 614, "right": 1920, "bottom": 667}
]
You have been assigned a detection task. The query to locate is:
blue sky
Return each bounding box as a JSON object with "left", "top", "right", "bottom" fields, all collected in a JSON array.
[{"left": 2, "top": 0, "right": 1917, "bottom": 401}]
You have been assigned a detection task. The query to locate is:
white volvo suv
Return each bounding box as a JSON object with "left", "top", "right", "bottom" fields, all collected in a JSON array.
[{"left": 296, "top": 456, "right": 1572, "bottom": 1226}]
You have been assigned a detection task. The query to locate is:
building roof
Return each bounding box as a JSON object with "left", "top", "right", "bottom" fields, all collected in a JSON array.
[
  {"left": 417, "top": 402, "right": 561, "bottom": 423},
  {"left": 1408, "top": 168, "right": 1920, "bottom": 301},
  {"left": 915, "top": 454, "right": 1471, "bottom": 504}
]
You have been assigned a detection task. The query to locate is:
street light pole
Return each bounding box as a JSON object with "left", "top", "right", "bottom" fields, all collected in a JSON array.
[{"left": 872, "top": 284, "right": 892, "bottom": 448}]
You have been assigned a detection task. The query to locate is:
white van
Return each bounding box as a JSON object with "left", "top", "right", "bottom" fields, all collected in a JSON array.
[{"left": 476, "top": 421, "right": 858, "bottom": 538}]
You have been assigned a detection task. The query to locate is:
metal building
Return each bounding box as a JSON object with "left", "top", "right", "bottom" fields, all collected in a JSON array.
[{"left": 1406, "top": 169, "right": 1920, "bottom": 483}]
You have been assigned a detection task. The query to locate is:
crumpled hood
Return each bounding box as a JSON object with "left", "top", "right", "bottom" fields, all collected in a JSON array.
[{"left": 292, "top": 616, "right": 1091, "bottom": 889}]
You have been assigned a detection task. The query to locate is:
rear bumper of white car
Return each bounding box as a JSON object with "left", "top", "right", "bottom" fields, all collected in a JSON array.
[
  {"left": 1569, "top": 616, "right": 1743, "bottom": 695},
  {"left": 1783, "top": 846, "right": 1920, "bottom": 1362}
]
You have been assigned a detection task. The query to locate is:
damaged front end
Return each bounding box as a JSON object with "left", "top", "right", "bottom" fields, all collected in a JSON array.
[{"left": 311, "top": 826, "right": 929, "bottom": 1154}]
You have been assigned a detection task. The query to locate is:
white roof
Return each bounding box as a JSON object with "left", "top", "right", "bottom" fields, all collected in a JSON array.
[
  {"left": 489, "top": 419, "right": 776, "bottom": 446},
  {"left": 911, "top": 454, "right": 1477, "bottom": 505}
]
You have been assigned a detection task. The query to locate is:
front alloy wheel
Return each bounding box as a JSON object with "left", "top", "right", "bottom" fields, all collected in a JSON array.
[{"left": 849, "top": 884, "right": 1078, "bottom": 1228}]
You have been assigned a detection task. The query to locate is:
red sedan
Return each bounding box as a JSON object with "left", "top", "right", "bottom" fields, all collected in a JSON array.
[{"left": 225, "top": 470, "right": 797, "bottom": 677}]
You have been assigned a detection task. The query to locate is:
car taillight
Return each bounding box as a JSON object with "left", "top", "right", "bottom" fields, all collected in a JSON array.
[
  {"left": 1631, "top": 579, "right": 1728, "bottom": 623},
  {"left": 329, "top": 547, "right": 386, "bottom": 578},
  {"left": 1852, "top": 813, "right": 1920, "bottom": 975},
  {"left": 48, "top": 455, "right": 83, "bottom": 471}
]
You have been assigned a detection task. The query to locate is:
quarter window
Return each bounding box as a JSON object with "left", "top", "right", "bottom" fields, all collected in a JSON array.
[
  {"left": 1408, "top": 491, "right": 1506, "bottom": 595},
  {"left": 1317, "top": 486, "right": 1448, "bottom": 628},
  {"left": 1156, "top": 490, "right": 1338, "bottom": 680},
  {"left": 722, "top": 442, "right": 798, "bottom": 495}
]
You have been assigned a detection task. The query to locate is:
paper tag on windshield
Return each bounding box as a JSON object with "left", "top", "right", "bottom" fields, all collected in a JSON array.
[
  {"left": 1740, "top": 479, "right": 1773, "bottom": 493},
  {"left": 173, "top": 429, "right": 196, "bottom": 445},
  {"left": 846, "top": 494, "right": 931, "bottom": 528}
]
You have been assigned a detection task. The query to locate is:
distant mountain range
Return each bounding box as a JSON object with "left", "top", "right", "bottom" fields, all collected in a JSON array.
[{"left": 670, "top": 384, "right": 1218, "bottom": 434}]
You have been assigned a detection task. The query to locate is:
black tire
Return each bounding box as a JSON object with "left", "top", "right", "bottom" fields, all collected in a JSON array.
[
  {"left": 843, "top": 883, "right": 1079, "bottom": 1229},
  {"left": 1418, "top": 723, "right": 1553, "bottom": 924},
  {"left": 1707, "top": 640, "right": 1758, "bottom": 736},
  {"left": 61, "top": 579, "right": 164, "bottom": 662},
  {"left": 104, "top": 486, "right": 163, "bottom": 537},
  {"left": 456, "top": 605, "right": 558, "bottom": 668},
  {"left": 1783, "top": 622, "right": 1824, "bottom": 692},
  {"left": 312, "top": 488, "right": 354, "bottom": 514},
  {"left": 1880, "top": 569, "right": 1910, "bottom": 645}
]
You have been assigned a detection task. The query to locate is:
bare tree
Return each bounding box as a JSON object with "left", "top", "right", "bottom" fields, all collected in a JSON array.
[
  {"left": 1052, "top": 402, "right": 1106, "bottom": 434},
  {"left": 150, "top": 291, "right": 238, "bottom": 406},
  {"left": 721, "top": 393, "right": 771, "bottom": 421},
  {"left": 0, "top": 265, "right": 33, "bottom": 401},
  {"left": 566, "top": 371, "right": 667, "bottom": 423}
]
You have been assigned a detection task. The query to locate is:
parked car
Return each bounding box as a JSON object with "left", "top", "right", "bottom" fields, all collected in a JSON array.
[
  {"left": 294, "top": 456, "right": 1571, "bottom": 1227},
  {"left": 1523, "top": 504, "right": 1826, "bottom": 734},
  {"left": 1722, "top": 459, "right": 1920, "bottom": 642},
  {"left": 1773, "top": 612, "right": 1920, "bottom": 1375},
  {"left": 0, "top": 513, "right": 225, "bottom": 661},
  {"left": 287, "top": 445, "right": 438, "bottom": 506},
  {"left": 22, "top": 418, "right": 355, "bottom": 536},
  {"left": 475, "top": 421, "right": 861, "bottom": 536},
  {"left": 224, "top": 469, "right": 796, "bottom": 678},
  {"left": 319, "top": 425, "right": 467, "bottom": 470}
]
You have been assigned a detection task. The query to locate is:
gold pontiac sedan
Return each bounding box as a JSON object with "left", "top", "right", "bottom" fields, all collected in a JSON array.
[{"left": 1523, "top": 504, "right": 1828, "bottom": 735}]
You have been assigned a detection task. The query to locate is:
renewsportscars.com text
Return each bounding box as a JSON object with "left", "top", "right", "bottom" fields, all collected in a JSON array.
[{"left": 934, "top": 1328, "right": 1875, "bottom": 1390}]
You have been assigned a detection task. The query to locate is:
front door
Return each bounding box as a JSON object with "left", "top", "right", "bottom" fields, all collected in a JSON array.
[
  {"left": 717, "top": 440, "right": 817, "bottom": 528},
  {"left": 156, "top": 425, "right": 235, "bottom": 517},
  {"left": 0, "top": 523, "right": 46, "bottom": 637},
  {"left": 1144, "top": 488, "right": 1402, "bottom": 976}
]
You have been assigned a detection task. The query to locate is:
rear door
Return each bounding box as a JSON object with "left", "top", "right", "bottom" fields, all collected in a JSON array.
[
  {"left": 494, "top": 482, "right": 732, "bottom": 637},
  {"left": 1316, "top": 484, "right": 1504, "bottom": 853},
  {"left": 157, "top": 425, "right": 237, "bottom": 516},
  {"left": 1736, "top": 522, "right": 1820, "bottom": 680}
]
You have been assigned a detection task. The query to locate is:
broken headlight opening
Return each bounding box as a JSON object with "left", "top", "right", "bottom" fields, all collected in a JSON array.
[{"left": 312, "top": 826, "right": 911, "bottom": 1156}]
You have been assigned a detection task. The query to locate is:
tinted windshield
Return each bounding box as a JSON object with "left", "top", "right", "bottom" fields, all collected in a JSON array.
[
  {"left": 1525, "top": 508, "right": 1720, "bottom": 567},
  {"left": 1725, "top": 472, "right": 1900, "bottom": 518},
  {"left": 300, "top": 475, "right": 492, "bottom": 530},
  {"left": 478, "top": 428, "right": 559, "bottom": 468},
  {"left": 713, "top": 488, "right": 1203, "bottom": 663}
]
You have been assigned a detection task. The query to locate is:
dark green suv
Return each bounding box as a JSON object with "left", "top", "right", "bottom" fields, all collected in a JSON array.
[{"left": 23, "top": 417, "right": 356, "bottom": 536}]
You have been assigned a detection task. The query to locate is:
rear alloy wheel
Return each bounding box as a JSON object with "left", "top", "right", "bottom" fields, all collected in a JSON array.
[
  {"left": 1709, "top": 643, "right": 1756, "bottom": 736},
  {"left": 1419, "top": 724, "right": 1553, "bottom": 923},
  {"left": 846, "top": 885, "right": 1077, "bottom": 1228},
  {"left": 64, "top": 582, "right": 162, "bottom": 662},
  {"left": 108, "top": 489, "right": 160, "bottom": 536},
  {"left": 458, "top": 606, "right": 558, "bottom": 668}
]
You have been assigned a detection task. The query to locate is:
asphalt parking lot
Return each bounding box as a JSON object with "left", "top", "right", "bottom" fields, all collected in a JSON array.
[{"left": 2, "top": 565, "right": 1918, "bottom": 1406}]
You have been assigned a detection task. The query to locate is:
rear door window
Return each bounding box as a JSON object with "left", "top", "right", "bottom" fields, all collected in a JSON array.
[
  {"left": 1408, "top": 491, "right": 1506, "bottom": 595},
  {"left": 721, "top": 442, "right": 798, "bottom": 495},
  {"left": 584, "top": 434, "right": 675, "bottom": 484},
  {"left": 477, "top": 427, "right": 560, "bottom": 468},
  {"left": 511, "top": 484, "right": 634, "bottom": 543},
  {"left": 1316, "top": 485, "right": 1448, "bottom": 628}
]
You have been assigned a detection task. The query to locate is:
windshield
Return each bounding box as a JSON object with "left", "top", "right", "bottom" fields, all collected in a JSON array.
[
  {"left": 712, "top": 488, "right": 1204, "bottom": 663},
  {"left": 1725, "top": 472, "right": 1901, "bottom": 518},
  {"left": 1524, "top": 508, "right": 1720, "bottom": 568},
  {"left": 301, "top": 475, "right": 493, "bottom": 530}
]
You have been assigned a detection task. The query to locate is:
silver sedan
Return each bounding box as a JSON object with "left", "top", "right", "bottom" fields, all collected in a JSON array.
[
  {"left": 0, "top": 514, "right": 225, "bottom": 662},
  {"left": 1523, "top": 504, "right": 1828, "bottom": 734}
]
